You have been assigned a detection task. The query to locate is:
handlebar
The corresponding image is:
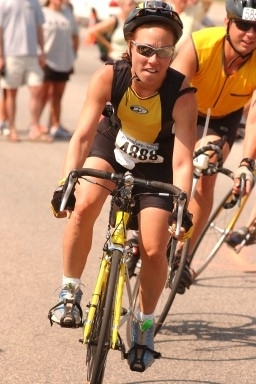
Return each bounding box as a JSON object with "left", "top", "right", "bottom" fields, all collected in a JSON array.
[
  {"left": 60, "top": 168, "right": 188, "bottom": 237},
  {"left": 223, "top": 173, "right": 246, "bottom": 209},
  {"left": 191, "top": 143, "right": 225, "bottom": 199},
  {"left": 191, "top": 143, "right": 242, "bottom": 208},
  {"left": 193, "top": 143, "right": 223, "bottom": 174}
]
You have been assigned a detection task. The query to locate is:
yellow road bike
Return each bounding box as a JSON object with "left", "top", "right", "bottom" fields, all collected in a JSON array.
[{"left": 61, "top": 167, "right": 188, "bottom": 384}]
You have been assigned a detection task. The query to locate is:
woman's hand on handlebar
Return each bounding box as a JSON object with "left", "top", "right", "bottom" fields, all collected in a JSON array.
[
  {"left": 168, "top": 210, "right": 194, "bottom": 241},
  {"left": 50, "top": 178, "right": 76, "bottom": 218}
]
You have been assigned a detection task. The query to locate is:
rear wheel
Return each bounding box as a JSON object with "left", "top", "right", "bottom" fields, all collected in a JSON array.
[
  {"left": 86, "top": 251, "right": 120, "bottom": 384},
  {"left": 154, "top": 238, "right": 189, "bottom": 335},
  {"left": 126, "top": 267, "right": 140, "bottom": 347},
  {"left": 126, "top": 238, "right": 190, "bottom": 340}
]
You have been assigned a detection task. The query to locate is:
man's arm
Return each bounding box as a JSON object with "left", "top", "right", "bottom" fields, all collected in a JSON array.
[
  {"left": 233, "top": 89, "right": 256, "bottom": 194},
  {"left": 243, "top": 89, "right": 256, "bottom": 160},
  {"left": 37, "top": 25, "right": 45, "bottom": 67},
  {"left": 0, "top": 27, "right": 4, "bottom": 72},
  {"left": 171, "top": 36, "right": 198, "bottom": 82}
]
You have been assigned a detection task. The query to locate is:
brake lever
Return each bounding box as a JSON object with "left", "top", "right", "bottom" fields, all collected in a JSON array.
[
  {"left": 60, "top": 171, "right": 78, "bottom": 212},
  {"left": 237, "top": 173, "right": 246, "bottom": 207},
  {"left": 175, "top": 192, "right": 187, "bottom": 237},
  {"left": 223, "top": 173, "right": 246, "bottom": 209}
]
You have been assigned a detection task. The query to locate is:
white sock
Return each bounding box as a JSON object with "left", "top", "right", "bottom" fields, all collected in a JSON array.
[
  {"left": 136, "top": 310, "right": 154, "bottom": 322},
  {"left": 62, "top": 276, "right": 81, "bottom": 287}
]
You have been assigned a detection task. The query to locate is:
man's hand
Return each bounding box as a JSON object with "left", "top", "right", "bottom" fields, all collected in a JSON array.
[
  {"left": 233, "top": 158, "right": 255, "bottom": 195},
  {"left": 50, "top": 178, "right": 76, "bottom": 218}
]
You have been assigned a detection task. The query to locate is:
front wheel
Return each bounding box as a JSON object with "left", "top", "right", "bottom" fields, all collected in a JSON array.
[
  {"left": 86, "top": 251, "right": 120, "bottom": 384},
  {"left": 189, "top": 189, "right": 246, "bottom": 279}
]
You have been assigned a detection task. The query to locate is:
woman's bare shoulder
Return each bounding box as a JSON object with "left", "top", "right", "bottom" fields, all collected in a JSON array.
[{"left": 88, "top": 64, "right": 114, "bottom": 100}]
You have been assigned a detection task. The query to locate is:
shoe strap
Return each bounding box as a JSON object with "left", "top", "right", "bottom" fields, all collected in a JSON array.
[
  {"left": 48, "top": 298, "right": 83, "bottom": 327},
  {"left": 126, "top": 343, "right": 161, "bottom": 372}
]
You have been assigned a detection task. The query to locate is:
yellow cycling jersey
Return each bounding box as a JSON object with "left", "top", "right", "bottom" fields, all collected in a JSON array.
[
  {"left": 191, "top": 27, "right": 256, "bottom": 117},
  {"left": 117, "top": 87, "right": 162, "bottom": 143}
]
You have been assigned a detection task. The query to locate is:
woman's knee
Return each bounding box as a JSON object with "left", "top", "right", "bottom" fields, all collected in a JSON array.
[{"left": 140, "top": 240, "right": 167, "bottom": 266}]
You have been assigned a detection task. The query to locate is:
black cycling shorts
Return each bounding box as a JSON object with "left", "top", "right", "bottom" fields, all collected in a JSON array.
[
  {"left": 88, "top": 120, "right": 175, "bottom": 214},
  {"left": 197, "top": 108, "right": 243, "bottom": 149}
]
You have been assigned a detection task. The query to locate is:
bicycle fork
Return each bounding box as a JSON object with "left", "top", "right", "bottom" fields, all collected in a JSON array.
[
  {"left": 83, "top": 209, "right": 134, "bottom": 350},
  {"left": 83, "top": 256, "right": 110, "bottom": 343}
]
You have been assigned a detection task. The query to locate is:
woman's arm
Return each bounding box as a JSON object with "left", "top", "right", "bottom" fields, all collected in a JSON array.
[
  {"left": 171, "top": 78, "right": 198, "bottom": 200},
  {"left": 61, "top": 65, "right": 114, "bottom": 177}
]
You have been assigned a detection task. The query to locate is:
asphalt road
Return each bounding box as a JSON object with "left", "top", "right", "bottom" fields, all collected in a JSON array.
[{"left": 1, "top": 2, "right": 256, "bottom": 383}]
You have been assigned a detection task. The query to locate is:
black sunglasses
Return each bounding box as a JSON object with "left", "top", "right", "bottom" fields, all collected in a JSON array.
[
  {"left": 131, "top": 41, "right": 175, "bottom": 58},
  {"left": 232, "top": 18, "right": 256, "bottom": 33}
]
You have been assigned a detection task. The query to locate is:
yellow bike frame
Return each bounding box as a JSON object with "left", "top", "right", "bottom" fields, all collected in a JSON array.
[{"left": 83, "top": 209, "right": 130, "bottom": 348}]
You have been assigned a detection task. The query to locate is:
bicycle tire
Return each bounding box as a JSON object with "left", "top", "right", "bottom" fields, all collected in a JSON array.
[
  {"left": 86, "top": 250, "right": 120, "bottom": 384},
  {"left": 125, "top": 238, "right": 189, "bottom": 340},
  {"left": 126, "top": 269, "right": 140, "bottom": 348},
  {"left": 189, "top": 189, "right": 247, "bottom": 278}
]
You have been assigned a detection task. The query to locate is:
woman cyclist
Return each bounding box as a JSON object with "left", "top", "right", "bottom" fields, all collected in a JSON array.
[{"left": 49, "top": 1, "right": 197, "bottom": 372}]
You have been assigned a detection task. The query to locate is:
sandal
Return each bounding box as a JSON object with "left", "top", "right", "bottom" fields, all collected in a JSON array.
[
  {"left": 29, "top": 132, "right": 53, "bottom": 143},
  {"left": 7, "top": 130, "right": 20, "bottom": 142}
]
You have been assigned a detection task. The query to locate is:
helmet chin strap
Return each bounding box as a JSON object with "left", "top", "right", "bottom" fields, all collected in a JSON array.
[
  {"left": 131, "top": 73, "right": 141, "bottom": 81},
  {"left": 129, "top": 45, "right": 141, "bottom": 82}
]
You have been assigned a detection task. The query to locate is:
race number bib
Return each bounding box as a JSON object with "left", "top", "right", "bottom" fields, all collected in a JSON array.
[
  {"left": 114, "top": 130, "right": 164, "bottom": 169},
  {"left": 242, "top": 7, "right": 256, "bottom": 21}
]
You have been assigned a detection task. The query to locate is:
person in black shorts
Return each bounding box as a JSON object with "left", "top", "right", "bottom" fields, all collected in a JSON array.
[
  {"left": 49, "top": 1, "right": 197, "bottom": 372},
  {"left": 171, "top": 0, "right": 256, "bottom": 291},
  {"left": 40, "top": 0, "right": 79, "bottom": 139}
]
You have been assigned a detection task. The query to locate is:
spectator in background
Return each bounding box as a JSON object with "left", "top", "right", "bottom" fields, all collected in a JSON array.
[
  {"left": 166, "top": 0, "right": 214, "bottom": 55},
  {"left": 0, "top": 89, "right": 9, "bottom": 136},
  {"left": 0, "top": 0, "right": 52, "bottom": 142},
  {"left": 87, "top": 0, "right": 136, "bottom": 62},
  {"left": 40, "top": 0, "right": 79, "bottom": 140},
  {"left": 186, "top": 0, "right": 214, "bottom": 28},
  {"left": 62, "top": 0, "right": 73, "bottom": 11}
]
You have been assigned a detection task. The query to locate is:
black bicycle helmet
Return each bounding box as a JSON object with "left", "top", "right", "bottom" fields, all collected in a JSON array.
[
  {"left": 226, "top": 0, "right": 256, "bottom": 20},
  {"left": 123, "top": 1, "right": 183, "bottom": 44}
]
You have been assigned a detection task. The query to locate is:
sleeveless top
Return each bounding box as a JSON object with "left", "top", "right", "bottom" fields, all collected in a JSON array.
[
  {"left": 192, "top": 27, "right": 256, "bottom": 117},
  {"left": 95, "top": 60, "right": 195, "bottom": 170}
]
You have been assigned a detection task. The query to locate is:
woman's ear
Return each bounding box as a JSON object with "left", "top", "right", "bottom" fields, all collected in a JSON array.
[{"left": 224, "top": 17, "right": 230, "bottom": 28}]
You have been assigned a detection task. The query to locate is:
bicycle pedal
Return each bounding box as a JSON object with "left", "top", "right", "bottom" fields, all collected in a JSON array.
[{"left": 115, "top": 334, "right": 126, "bottom": 356}]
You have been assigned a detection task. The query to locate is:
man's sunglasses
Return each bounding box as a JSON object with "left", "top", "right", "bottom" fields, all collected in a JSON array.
[
  {"left": 232, "top": 18, "right": 256, "bottom": 33},
  {"left": 131, "top": 41, "right": 175, "bottom": 58}
]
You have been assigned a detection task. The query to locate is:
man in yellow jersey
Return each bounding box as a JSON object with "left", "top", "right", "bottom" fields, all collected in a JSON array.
[
  {"left": 48, "top": 1, "right": 197, "bottom": 372},
  {"left": 171, "top": 0, "right": 256, "bottom": 291}
]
